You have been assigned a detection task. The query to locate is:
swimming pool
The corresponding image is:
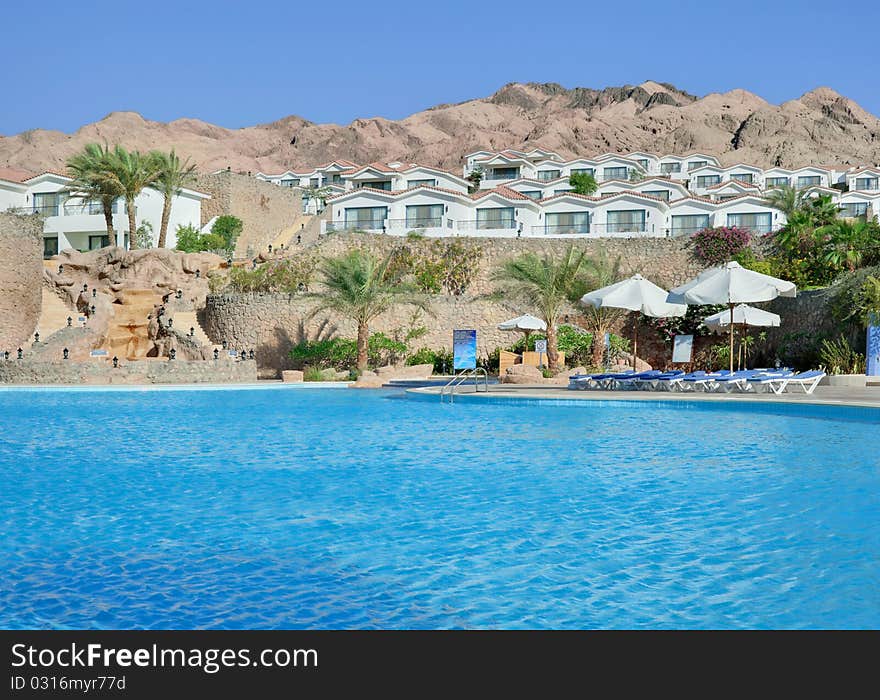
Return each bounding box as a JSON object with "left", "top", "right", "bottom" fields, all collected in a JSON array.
[{"left": 1, "top": 387, "right": 878, "bottom": 629}]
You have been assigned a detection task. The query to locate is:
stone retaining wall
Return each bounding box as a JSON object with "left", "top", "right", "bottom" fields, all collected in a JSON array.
[
  {"left": 194, "top": 171, "right": 302, "bottom": 257},
  {"left": 0, "top": 358, "right": 257, "bottom": 385},
  {"left": 0, "top": 212, "right": 43, "bottom": 349}
]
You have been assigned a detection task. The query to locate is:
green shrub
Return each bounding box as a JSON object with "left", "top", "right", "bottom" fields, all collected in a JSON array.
[
  {"left": 222, "top": 256, "right": 316, "bottom": 293},
  {"left": 386, "top": 240, "right": 483, "bottom": 295},
  {"left": 819, "top": 335, "right": 865, "bottom": 375},
  {"left": 174, "top": 224, "right": 202, "bottom": 252},
  {"left": 507, "top": 325, "right": 595, "bottom": 367},
  {"left": 302, "top": 367, "right": 326, "bottom": 382},
  {"left": 290, "top": 332, "right": 408, "bottom": 370},
  {"left": 405, "top": 347, "right": 453, "bottom": 374},
  {"left": 212, "top": 215, "right": 243, "bottom": 250}
]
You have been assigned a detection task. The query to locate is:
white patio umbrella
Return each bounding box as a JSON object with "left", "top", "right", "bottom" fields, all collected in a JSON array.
[
  {"left": 668, "top": 261, "right": 795, "bottom": 372},
  {"left": 497, "top": 313, "right": 547, "bottom": 348},
  {"left": 703, "top": 304, "right": 781, "bottom": 370},
  {"left": 581, "top": 274, "right": 686, "bottom": 369}
]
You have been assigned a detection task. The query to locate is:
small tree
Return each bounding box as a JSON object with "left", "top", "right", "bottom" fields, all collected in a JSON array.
[
  {"left": 309, "top": 249, "right": 429, "bottom": 371},
  {"left": 492, "top": 245, "right": 591, "bottom": 371},
  {"left": 569, "top": 172, "right": 598, "bottom": 196},
  {"left": 466, "top": 166, "right": 483, "bottom": 193},
  {"left": 174, "top": 224, "right": 202, "bottom": 252},
  {"left": 212, "top": 215, "right": 243, "bottom": 251},
  {"left": 135, "top": 221, "right": 154, "bottom": 248}
]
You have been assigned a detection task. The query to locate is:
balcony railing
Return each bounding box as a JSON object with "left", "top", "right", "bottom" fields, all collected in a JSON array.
[
  {"left": 728, "top": 223, "right": 773, "bottom": 234},
  {"left": 592, "top": 222, "right": 649, "bottom": 234},
  {"left": 63, "top": 202, "right": 119, "bottom": 216},
  {"left": 532, "top": 224, "right": 591, "bottom": 235},
  {"left": 670, "top": 225, "right": 710, "bottom": 237},
  {"left": 484, "top": 172, "right": 520, "bottom": 181},
  {"left": 326, "top": 221, "right": 385, "bottom": 233},
  {"left": 387, "top": 218, "right": 443, "bottom": 229},
  {"left": 456, "top": 219, "right": 517, "bottom": 230},
  {"left": 853, "top": 181, "right": 879, "bottom": 191}
]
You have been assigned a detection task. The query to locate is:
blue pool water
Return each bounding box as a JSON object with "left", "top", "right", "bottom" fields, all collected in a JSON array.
[{"left": 1, "top": 386, "right": 878, "bottom": 629}]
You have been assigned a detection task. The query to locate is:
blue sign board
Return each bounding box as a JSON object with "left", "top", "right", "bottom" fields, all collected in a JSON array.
[
  {"left": 867, "top": 320, "right": 880, "bottom": 376},
  {"left": 453, "top": 329, "right": 477, "bottom": 371}
]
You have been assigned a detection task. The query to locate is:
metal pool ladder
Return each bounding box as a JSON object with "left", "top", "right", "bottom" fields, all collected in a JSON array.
[{"left": 440, "top": 368, "right": 489, "bottom": 403}]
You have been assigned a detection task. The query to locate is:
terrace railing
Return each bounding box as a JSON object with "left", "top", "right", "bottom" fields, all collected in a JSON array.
[
  {"left": 387, "top": 218, "right": 443, "bottom": 229},
  {"left": 325, "top": 221, "right": 385, "bottom": 233},
  {"left": 531, "top": 224, "right": 591, "bottom": 235}
]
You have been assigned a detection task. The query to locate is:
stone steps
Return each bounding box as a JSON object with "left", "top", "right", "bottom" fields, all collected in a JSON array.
[
  {"left": 271, "top": 214, "right": 315, "bottom": 250},
  {"left": 167, "top": 310, "right": 217, "bottom": 348},
  {"left": 35, "top": 288, "right": 77, "bottom": 340}
]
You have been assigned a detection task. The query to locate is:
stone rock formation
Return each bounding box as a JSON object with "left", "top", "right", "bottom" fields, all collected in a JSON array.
[{"left": 0, "top": 212, "right": 43, "bottom": 351}]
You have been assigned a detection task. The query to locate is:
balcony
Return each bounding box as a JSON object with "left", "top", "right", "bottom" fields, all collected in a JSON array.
[
  {"left": 388, "top": 217, "right": 443, "bottom": 229},
  {"left": 532, "top": 224, "right": 591, "bottom": 235},
  {"left": 592, "top": 222, "right": 649, "bottom": 235},
  {"left": 325, "top": 221, "right": 385, "bottom": 233},
  {"left": 457, "top": 219, "right": 517, "bottom": 231}
]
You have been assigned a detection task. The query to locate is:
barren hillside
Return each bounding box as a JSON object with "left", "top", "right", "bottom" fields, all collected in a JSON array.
[{"left": 2, "top": 81, "right": 879, "bottom": 174}]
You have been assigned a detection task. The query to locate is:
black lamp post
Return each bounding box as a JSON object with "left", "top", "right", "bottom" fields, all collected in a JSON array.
[
  {"left": 112, "top": 356, "right": 119, "bottom": 368},
  {"left": 82, "top": 283, "right": 88, "bottom": 292},
  {"left": 17, "top": 348, "right": 22, "bottom": 359},
  {"left": 176, "top": 289, "right": 182, "bottom": 300},
  {"left": 34, "top": 332, "right": 40, "bottom": 343},
  {"left": 213, "top": 348, "right": 219, "bottom": 361},
  {"left": 195, "top": 269, "right": 201, "bottom": 278},
  {"left": 3, "top": 351, "right": 8, "bottom": 360},
  {"left": 222, "top": 340, "right": 228, "bottom": 350},
  {"left": 63, "top": 348, "right": 69, "bottom": 360},
  {"left": 58, "top": 265, "right": 64, "bottom": 274},
  {"left": 67, "top": 316, "right": 72, "bottom": 327},
  {"left": 169, "top": 348, "right": 176, "bottom": 360},
  {"left": 92, "top": 288, "right": 96, "bottom": 298},
  {"left": 268, "top": 244, "right": 273, "bottom": 254},
  {"left": 248, "top": 349, "right": 254, "bottom": 360},
  {"left": 189, "top": 327, "right": 195, "bottom": 337},
  {"left": 167, "top": 318, "right": 173, "bottom": 329},
  {"left": 90, "top": 305, "right": 96, "bottom": 314}
]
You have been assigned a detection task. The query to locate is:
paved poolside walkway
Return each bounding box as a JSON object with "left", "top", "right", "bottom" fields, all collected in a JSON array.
[{"left": 411, "top": 383, "right": 880, "bottom": 409}]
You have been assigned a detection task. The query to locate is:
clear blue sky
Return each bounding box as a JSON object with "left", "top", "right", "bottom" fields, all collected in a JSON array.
[{"left": 3, "top": 0, "right": 879, "bottom": 135}]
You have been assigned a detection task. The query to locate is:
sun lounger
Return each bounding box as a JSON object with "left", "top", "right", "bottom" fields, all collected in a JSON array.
[
  {"left": 744, "top": 370, "right": 795, "bottom": 393},
  {"left": 679, "top": 370, "right": 732, "bottom": 392},
  {"left": 613, "top": 370, "right": 666, "bottom": 389},
  {"left": 655, "top": 370, "right": 705, "bottom": 391},
  {"left": 763, "top": 370, "right": 826, "bottom": 395}
]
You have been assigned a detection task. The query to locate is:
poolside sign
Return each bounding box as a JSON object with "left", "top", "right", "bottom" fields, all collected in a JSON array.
[
  {"left": 672, "top": 334, "right": 693, "bottom": 363},
  {"left": 867, "top": 318, "right": 880, "bottom": 376},
  {"left": 453, "top": 329, "right": 477, "bottom": 371}
]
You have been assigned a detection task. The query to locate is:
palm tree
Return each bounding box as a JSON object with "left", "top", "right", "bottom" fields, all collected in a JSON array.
[
  {"left": 65, "top": 143, "right": 122, "bottom": 244},
  {"left": 151, "top": 150, "right": 197, "bottom": 248},
  {"left": 492, "top": 245, "right": 591, "bottom": 371},
  {"left": 310, "top": 249, "right": 428, "bottom": 371},
  {"left": 106, "top": 146, "right": 160, "bottom": 249},
  {"left": 817, "top": 218, "right": 877, "bottom": 271},
  {"left": 805, "top": 194, "right": 840, "bottom": 227},
  {"left": 569, "top": 250, "right": 625, "bottom": 367},
  {"left": 762, "top": 184, "right": 806, "bottom": 218}
]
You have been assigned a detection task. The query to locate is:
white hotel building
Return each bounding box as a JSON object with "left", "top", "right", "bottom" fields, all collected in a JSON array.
[
  {"left": 253, "top": 148, "right": 880, "bottom": 240},
  {"left": 0, "top": 167, "right": 209, "bottom": 257}
]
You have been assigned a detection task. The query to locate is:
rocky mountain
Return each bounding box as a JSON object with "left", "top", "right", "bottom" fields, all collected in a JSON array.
[{"left": 2, "top": 81, "right": 879, "bottom": 175}]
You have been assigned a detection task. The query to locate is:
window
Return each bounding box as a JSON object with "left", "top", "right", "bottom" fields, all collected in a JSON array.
[
  {"left": 603, "top": 167, "right": 629, "bottom": 180},
  {"left": 309, "top": 178, "right": 320, "bottom": 188},
  {"left": 671, "top": 214, "right": 710, "bottom": 237},
  {"left": 537, "top": 169, "right": 561, "bottom": 181},
  {"left": 643, "top": 190, "right": 670, "bottom": 201},
  {"left": 606, "top": 209, "right": 646, "bottom": 233},
  {"left": 854, "top": 177, "right": 879, "bottom": 191},
  {"left": 32, "top": 192, "right": 59, "bottom": 216},
  {"left": 89, "top": 234, "right": 110, "bottom": 250},
  {"left": 687, "top": 160, "right": 709, "bottom": 171},
  {"left": 717, "top": 195, "right": 738, "bottom": 202},
  {"left": 727, "top": 212, "right": 772, "bottom": 233},
  {"left": 796, "top": 175, "right": 822, "bottom": 188},
  {"left": 545, "top": 211, "right": 590, "bottom": 234},
  {"left": 839, "top": 202, "right": 869, "bottom": 218},
  {"left": 43, "top": 237, "right": 58, "bottom": 258},
  {"left": 765, "top": 177, "right": 789, "bottom": 188},
  {"left": 489, "top": 167, "right": 519, "bottom": 180},
  {"left": 330, "top": 175, "right": 343, "bottom": 184},
  {"left": 476, "top": 207, "right": 515, "bottom": 229},
  {"left": 359, "top": 181, "right": 392, "bottom": 190},
  {"left": 280, "top": 179, "right": 297, "bottom": 188},
  {"left": 344, "top": 207, "right": 387, "bottom": 229},
  {"left": 660, "top": 162, "right": 681, "bottom": 174},
  {"left": 521, "top": 190, "right": 542, "bottom": 200},
  {"left": 405, "top": 204, "right": 442, "bottom": 228},
  {"left": 730, "top": 173, "right": 754, "bottom": 184},
  {"left": 635, "top": 159, "right": 649, "bottom": 170},
  {"left": 570, "top": 168, "right": 595, "bottom": 177},
  {"left": 407, "top": 179, "right": 436, "bottom": 188},
  {"left": 695, "top": 175, "right": 721, "bottom": 188},
  {"left": 553, "top": 189, "right": 572, "bottom": 195}
]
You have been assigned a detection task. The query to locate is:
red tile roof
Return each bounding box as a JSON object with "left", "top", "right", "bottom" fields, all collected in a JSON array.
[{"left": 0, "top": 167, "right": 36, "bottom": 183}]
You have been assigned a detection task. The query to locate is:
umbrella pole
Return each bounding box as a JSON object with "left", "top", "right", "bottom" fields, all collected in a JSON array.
[
  {"left": 632, "top": 312, "right": 638, "bottom": 371},
  {"left": 728, "top": 304, "right": 735, "bottom": 374}
]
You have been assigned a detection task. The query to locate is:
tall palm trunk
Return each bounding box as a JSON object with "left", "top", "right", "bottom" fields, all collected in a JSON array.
[
  {"left": 591, "top": 330, "right": 605, "bottom": 368},
  {"left": 126, "top": 197, "right": 138, "bottom": 249},
  {"left": 356, "top": 321, "right": 370, "bottom": 371},
  {"left": 157, "top": 197, "right": 172, "bottom": 248},
  {"left": 102, "top": 196, "right": 116, "bottom": 245},
  {"left": 546, "top": 322, "right": 559, "bottom": 371}
]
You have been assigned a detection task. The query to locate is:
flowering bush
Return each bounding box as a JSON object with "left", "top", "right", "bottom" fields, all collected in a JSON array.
[{"left": 691, "top": 226, "right": 752, "bottom": 266}]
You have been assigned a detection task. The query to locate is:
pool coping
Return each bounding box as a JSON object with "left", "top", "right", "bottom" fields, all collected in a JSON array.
[
  {"left": 407, "top": 384, "right": 880, "bottom": 411},
  {"left": 0, "top": 381, "right": 353, "bottom": 393}
]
